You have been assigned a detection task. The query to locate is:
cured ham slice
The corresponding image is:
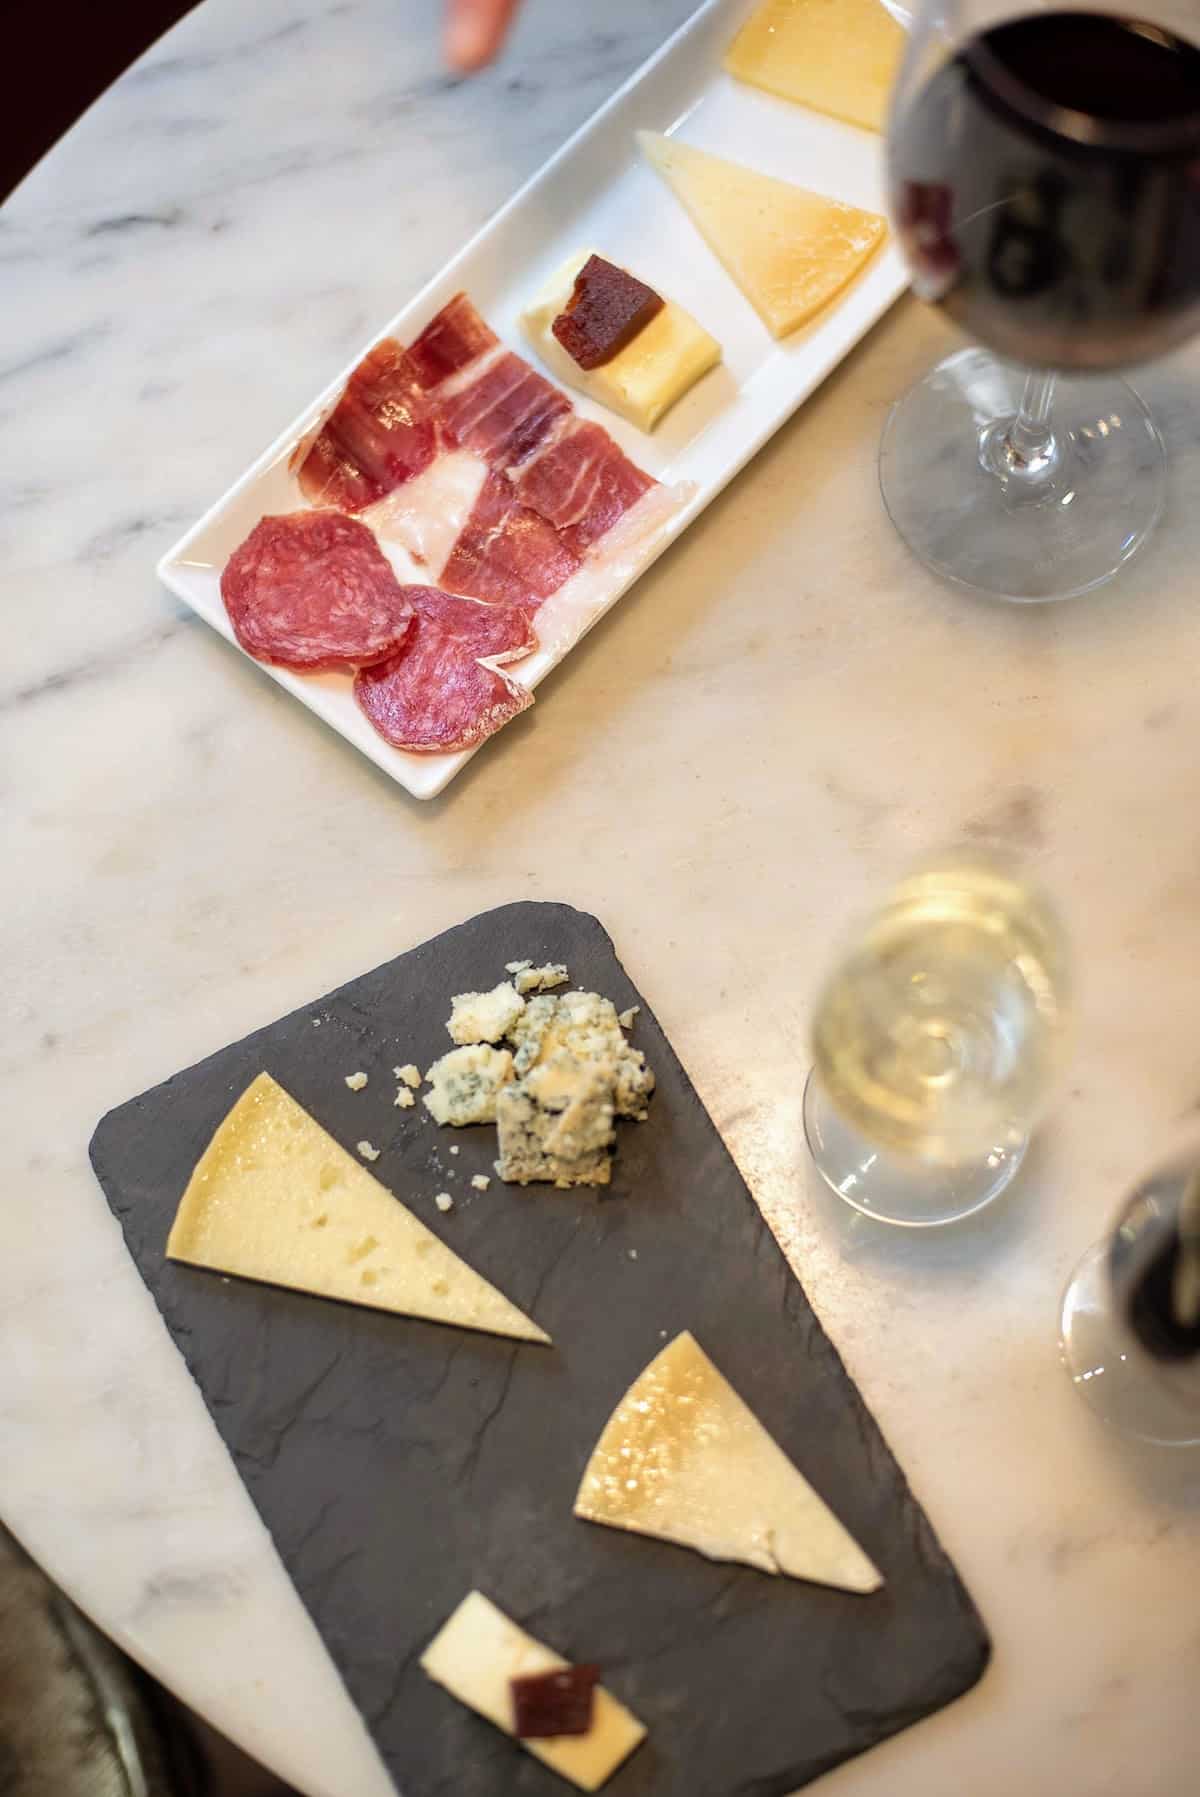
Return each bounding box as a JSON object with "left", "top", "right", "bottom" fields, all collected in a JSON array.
[
  {"left": 354, "top": 587, "right": 536, "bottom": 754},
  {"left": 440, "top": 471, "right": 580, "bottom": 607},
  {"left": 408, "top": 292, "right": 499, "bottom": 388},
  {"left": 511, "top": 421, "right": 655, "bottom": 558},
  {"left": 437, "top": 351, "right": 571, "bottom": 469},
  {"left": 221, "top": 511, "right": 414, "bottom": 672},
  {"left": 297, "top": 340, "right": 437, "bottom": 511}
]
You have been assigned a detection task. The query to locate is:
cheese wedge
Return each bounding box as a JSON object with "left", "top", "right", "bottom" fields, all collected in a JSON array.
[
  {"left": 166, "top": 1071, "right": 548, "bottom": 1344},
  {"left": 725, "top": 0, "right": 905, "bottom": 133},
  {"left": 638, "top": 132, "right": 887, "bottom": 339},
  {"left": 522, "top": 250, "right": 721, "bottom": 432},
  {"left": 574, "top": 1331, "right": 882, "bottom": 1591},
  {"left": 420, "top": 1591, "right": 647, "bottom": 1791}
]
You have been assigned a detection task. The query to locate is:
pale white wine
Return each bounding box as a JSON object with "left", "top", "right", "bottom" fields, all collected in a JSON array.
[{"left": 811, "top": 857, "right": 1069, "bottom": 1165}]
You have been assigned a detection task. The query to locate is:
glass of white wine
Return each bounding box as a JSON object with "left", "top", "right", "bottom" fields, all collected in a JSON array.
[{"left": 803, "top": 852, "right": 1070, "bottom": 1226}]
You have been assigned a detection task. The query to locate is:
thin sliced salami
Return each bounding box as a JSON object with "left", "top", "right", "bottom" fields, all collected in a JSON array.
[
  {"left": 354, "top": 587, "right": 535, "bottom": 754},
  {"left": 221, "top": 511, "right": 414, "bottom": 672}
]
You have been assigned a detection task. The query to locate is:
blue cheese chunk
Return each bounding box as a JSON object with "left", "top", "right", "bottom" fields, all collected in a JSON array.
[
  {"left": 496, "top": 1052, "right": 615, "bottom": 1187},
  {"left": 513, "top": 962, "right": 570, "bottom": 996},
  {"left": 447, "top": 982, "right": 526, "bottom": 1046},
  {"left": 424, "top": 1045, "right": 514, "bottom": 1126},
  {"left": 509, "top": 991, "right": 654, "bottom": 1118}
]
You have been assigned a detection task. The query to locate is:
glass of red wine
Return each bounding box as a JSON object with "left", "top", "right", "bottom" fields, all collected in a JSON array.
[{"left": 881, "top": 2, "right": 1200, "bottom": 601}]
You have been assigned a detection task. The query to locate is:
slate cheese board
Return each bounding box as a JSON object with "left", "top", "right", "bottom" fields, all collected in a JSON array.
[{"left": 90, "top": 902, "right": 990, "bottom": 1797}]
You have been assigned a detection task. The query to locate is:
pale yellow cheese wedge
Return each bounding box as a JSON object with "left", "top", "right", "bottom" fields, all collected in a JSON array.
[
  {"left": 420, "top": 1591, "right": 647, "bottom": 1791},
  {"left": 521, "top": 249, "right": 721, "bottom": 431},
  {"left": 166, "top": 1071, "right": 548, "bottom": 1344},
  {"left": 574, "top": 1331, "right": 882, "bottom": 1592},
  {"left": 725, "top": 0, "right": 905, "bottom": 133},
  {"left": 638, "top": 132, "right": 887, "bottom": 339}
]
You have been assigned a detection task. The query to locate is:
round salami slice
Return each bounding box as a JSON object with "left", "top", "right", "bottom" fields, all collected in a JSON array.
[
  {"left": 354, "top": 587, "right": 536, "bottom": 754},
  {"left": 221, "top": 511, "right": 414, "bottom": 672}
]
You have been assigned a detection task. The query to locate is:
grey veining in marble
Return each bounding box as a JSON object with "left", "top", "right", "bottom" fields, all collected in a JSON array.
[{"left": 3, "top": 1, "right": 1200, "bottom": 1795}]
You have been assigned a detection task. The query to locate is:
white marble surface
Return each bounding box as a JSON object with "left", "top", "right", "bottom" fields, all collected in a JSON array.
[{"left": 3, "top": 2, "right": 1199, "bottom": 1794}]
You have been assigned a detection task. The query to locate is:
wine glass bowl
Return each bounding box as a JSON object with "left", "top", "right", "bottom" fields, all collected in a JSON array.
[{"left": 804, "top": 853, "right": 1070, "bottom": 1226}]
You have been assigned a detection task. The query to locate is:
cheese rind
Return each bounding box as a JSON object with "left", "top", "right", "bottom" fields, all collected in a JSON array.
[
  {"left": 638, "top": 132, "right": 887, "bottom": 339},
  {"left": 522, "top": 250, "right": 721, "bottom": 432},
  {"left": 166, "top": 1072, "right": 547, "bottom": 1343},
  {"left": 419, "top": 1591, "right": 647, "bottom": 1792},
  {"left": 574, "top": 1331, "right": 882, "bottom": 1591},
  {"left": 724, "top": 0, "right": 905, "bottom": 133}
]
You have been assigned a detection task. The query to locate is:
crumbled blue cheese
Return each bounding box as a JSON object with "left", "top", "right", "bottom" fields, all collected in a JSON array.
[
  {"left": 434, "top": 1192, "right": 454, "bottom": 1213},
  {"left": 470, "top": 1174, "right": 491, "bottom": 1191},
  {"left": 495, "top": 1051, "right": 615, "bottom": 1187},
  {"left": 424, "top": 1045, "right": 515, "bottom": 1126},
  {"left": 344, "top": 1071, "right": 368, "bottom": 1091},
  {"left": 508, "top": 990, "right": 654, "bottom": 1118},
  {"left": 394, "top": 1063, "right": 421, "bottom": 1089},
  {"left": 394, "top": 1086, "right": 415, "bottom": 1109},
  {"left": 449, "top": 1145, "right": 460, "bottom": 1155},
  {"left": 513, "top": 963, "right": 570, "bottom": 996},
  {"left": 447, "top": 982, "right": 526, "bottom": 1046},
  {"left": 356, "top": 1140, "right": 380, "bottom": 1162},
  {"left": 617, "top": 1006, "right": 640, "bottom": 1029},
  {"left": 504, "top": 959, "right": 533, "bottom": 976}
]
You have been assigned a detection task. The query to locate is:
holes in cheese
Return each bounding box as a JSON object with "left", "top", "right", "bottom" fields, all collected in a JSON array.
[
  {"left": 574, "top": 1331, "right": 883, "bottom": 1592},
  {"left": 638, "top": 132, "right": 887, "bottom": 340},
  {"left": 725, "top": 0, "right": 906, "bottom": 134},
  {"left": 165, "top": 1071, "right": 549, "bottom": 1344},
  {"left": 420, "top": 1591, "right": 646, "bottom": 1791}
]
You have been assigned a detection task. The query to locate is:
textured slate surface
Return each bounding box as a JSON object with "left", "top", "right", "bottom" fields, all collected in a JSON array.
[{"left": 90, "top": 902, "right": 989, "bottom": 1797}]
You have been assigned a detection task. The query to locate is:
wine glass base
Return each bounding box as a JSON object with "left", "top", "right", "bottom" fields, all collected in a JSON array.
[
  {"left": 802, "top": 1068, "right": 1026, "bottom": 1227},
  {"left": 879, "top": 348, "right": 1166, "bottom": 603},
  {"left": 1059, "top": 1241, "right": 1200, "bottom": 1446}
]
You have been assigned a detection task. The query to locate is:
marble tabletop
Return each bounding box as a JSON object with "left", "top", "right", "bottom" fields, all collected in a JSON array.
[{"left": 4, "top": 1, "right": 1199, "bottom": 1793}]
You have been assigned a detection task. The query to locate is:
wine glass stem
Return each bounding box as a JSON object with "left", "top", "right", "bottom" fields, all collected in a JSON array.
[{"left": 979, "top": 369, "right": 1061, "bottom": 486}]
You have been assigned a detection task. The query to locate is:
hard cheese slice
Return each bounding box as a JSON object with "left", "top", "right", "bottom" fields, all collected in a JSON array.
[
  {"left": 574, "top": 1331, "right": 882, "bottom": 1591},
  {"left": 638, "top": 132, "right": 886, "bottom": 339},
  {"left": 420, "top": 1590, "right": 646, "bottom": 1792},
  {"left": 166, "top": 1071, "right": 548, "bottom": 1344},
  {"left": 725, "top": 0, "right": 905, "bottom": 133}
]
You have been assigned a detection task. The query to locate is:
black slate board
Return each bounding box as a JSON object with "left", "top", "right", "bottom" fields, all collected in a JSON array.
[{"left": 91, "top": 902, "right": 989, "bottom": 1797}]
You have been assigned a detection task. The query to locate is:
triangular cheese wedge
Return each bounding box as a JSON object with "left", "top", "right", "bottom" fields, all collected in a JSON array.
[
  {"left": 638, "top": 132, "right": 886, "bottom": 339},
  {"left": 574, "top": 1331, "right": 881, "bottom": 1591},
  {"left": 167, "top": 1071, "right": 548, "bottom": 1344},
  {"left": 725, "top": 0, "right": 905, "bottom": 134}
]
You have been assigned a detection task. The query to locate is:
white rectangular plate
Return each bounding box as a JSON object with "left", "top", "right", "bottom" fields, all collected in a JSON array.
[{"left": 158, "top": 0, "right": 907, "bottom": 799}]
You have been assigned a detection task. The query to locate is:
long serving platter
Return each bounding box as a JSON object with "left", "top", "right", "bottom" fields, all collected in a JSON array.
[{"left": 158, "top": 0, "right": 908, "bottom": 799}]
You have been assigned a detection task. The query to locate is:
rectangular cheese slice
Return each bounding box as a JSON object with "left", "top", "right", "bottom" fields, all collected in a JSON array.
[
  {"left": 575, "top": 1331, "right": 882, "bottom": 1592},
  {"left": 420, "top": 1591, "right": 647, "bottom": 1791},
  {"left": 522, "top": 250, "right": 721, "bottom": 432},
  {"left": 638, "top": 132, "right": 887, "bottom": 340},
  {"left": 725, "top": 0, "right": 905, "bottom": 133},
  {"left": 166, "top": 1071, "right": 548, "bottom": 1343}
]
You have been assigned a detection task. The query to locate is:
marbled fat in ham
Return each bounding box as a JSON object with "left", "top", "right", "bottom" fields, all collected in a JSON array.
[
  {"left": 440, "top": 471, "right": 580, "bottom": 607},
  {"left": 437, "top": 351, "right": 572, "bottom": 470},
  {"left": 511, "top": 420, "right": 655, "bottom": 558},
  {"left": 353, "top": 587, "right": 535, "bottom": 753},
  {"left": 296, "top": 340, "right": 437, "bottom": 511},
  {"left": 408, "top": 293, "right": 499, "bottom": 389}
]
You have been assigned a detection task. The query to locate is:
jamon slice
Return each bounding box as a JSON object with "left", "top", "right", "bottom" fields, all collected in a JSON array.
[
  {"left": 440, "top": 471, "right": 580, "bottom": 607},
  {"left": 438, "top": 350, "right": 572, "bottom": 469},
  {"left": 512, "top": 422, "right": 655, "bottom": 559},
  {"left": 297, "top": 339, "right": 438, "bottom": 511},
  {"left": 354, "top": 586, "right": 536, "bottom": 754},
  {"left": 408, "top": 292, "right": 500, "bottom": 388},
  {"left": 220, "top": 511, "right": 414, "bottom": 672}
]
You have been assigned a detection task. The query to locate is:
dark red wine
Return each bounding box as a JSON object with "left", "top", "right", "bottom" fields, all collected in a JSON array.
[{"left": 890, "top": 11, "right": 1200, "bottom": 368}]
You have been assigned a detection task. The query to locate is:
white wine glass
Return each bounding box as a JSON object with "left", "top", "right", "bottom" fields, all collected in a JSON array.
[
  {"left": 803, "top": 852, "right": 1071, "bottom": 1226},
  {"left": 881, "top": 0, "right": 1200, "bottom": 601},
  {"left": 1060, "top": 1153, "right": 1200, "bottom": 1445}
]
